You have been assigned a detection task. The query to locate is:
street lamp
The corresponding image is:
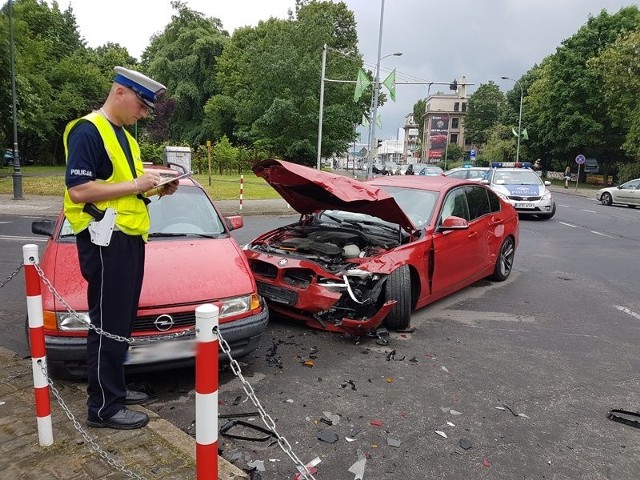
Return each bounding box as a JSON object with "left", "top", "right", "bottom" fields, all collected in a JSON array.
[
  {"left": 501, "top": 76, "right": 523, "bottom": 163},
  {"left": 9, "top": 0, "right": 23, "bottom": 199},
  {"left": 367, "top": 50, "right": 402, "bottom": 177}
]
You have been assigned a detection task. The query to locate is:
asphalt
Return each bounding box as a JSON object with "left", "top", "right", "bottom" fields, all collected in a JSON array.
[{"left": 0, "top": 183, "right": 595, "bottom": 479}]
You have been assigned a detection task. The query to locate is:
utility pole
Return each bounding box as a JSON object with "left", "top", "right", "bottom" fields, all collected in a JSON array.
[{"left": 9, "top": 0, "right": 23, "bottom": 199}]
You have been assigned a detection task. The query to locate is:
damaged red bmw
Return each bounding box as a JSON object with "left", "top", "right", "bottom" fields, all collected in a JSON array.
[{"left": 244, "top": 159, "right": 519, "bottom": 336}]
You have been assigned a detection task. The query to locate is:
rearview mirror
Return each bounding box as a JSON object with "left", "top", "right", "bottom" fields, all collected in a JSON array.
[{"left": 438, "top": 216, "right": 469, "bottom": 231}]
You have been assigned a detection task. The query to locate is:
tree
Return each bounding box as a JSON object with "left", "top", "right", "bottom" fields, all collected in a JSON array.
[
  {"left": 142, "top": 1, "right": 229, "bottom": 145},
  {"left": 209, "top": 1, "right": 364, "bottom": 166},
  {"left": 464, "top": 82, "right": 504, "bottom": 147},
  {"left": 412, "top": 98, "right": 426, "bottom": 150}
]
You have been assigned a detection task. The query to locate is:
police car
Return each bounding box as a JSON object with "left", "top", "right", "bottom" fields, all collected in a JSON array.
[{"left": 485, "top": 162, "right": 556, "bottom": 219}]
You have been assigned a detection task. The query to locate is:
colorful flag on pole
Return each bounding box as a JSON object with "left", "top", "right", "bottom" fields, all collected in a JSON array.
[
  {"left": 521, "top": 128, "right": 529, "bottom": 140},
  {"left": 512, "top": 127, "right": 519, "bottom": 138},
  {"left": 382, "top": 69, "right": 397, "bottom": 101},
  {"left": 354, "top": 68, "right": 371, "bottom": 102},
  {"left": 361, "top": 114, "right": 369, "bottom": 127}
]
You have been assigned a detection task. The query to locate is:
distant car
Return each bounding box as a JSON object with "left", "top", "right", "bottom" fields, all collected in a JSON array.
[
  {"left": 486, "top": 162, "right": 556, "bottom": 219},
  {"left": 596, "top": 178, "right": 640, "bottom": 207},
  {"left": 244, "top": 159, "right": 519, "bottom": 336},
  {"left": 444, "top": 166, "right": 491, "bottom": 182},
  {"left": 30, "top": 165, "right": 269, "bottom": 379},
  {"left": 3, "top": 149, "right": 13, "bottom": 166},
  {"left": 418, "top": 166, "right": 444, "bottom": 176}
]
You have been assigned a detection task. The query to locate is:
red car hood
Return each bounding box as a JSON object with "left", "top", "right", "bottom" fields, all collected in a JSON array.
[
  {"left": 45, "top": 238, "right": 253, "bottom": 311},
  {"left": 253, "top": 159, "right": 413, "bottom": 231}
]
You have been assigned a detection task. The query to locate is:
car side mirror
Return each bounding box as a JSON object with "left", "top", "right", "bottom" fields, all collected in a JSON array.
[
  {"left": 544, "top": 181, "right": 551, "bottom": 186},
  {"left": 225, "top": 215, "right": 243, "bottom": 231},
  {"left": 32, "top": 219, "right": 55, "bottom": 237},
  {"left": 438, "top": 216, "right": 469, "bottom": 231}
]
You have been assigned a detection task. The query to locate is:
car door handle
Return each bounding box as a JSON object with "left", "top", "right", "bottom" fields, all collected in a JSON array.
[{"left": 468, "top": 231, "right": 479, "bottom": 238}]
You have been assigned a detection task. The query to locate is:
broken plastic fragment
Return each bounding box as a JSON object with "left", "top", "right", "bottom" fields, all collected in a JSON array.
[
  {"left": 459, "top": 438, "right": 472, "bottom": 450},
  {"left": 517, "top": 413, "right": 530, "bottom": 418},
  {"left": 495, "top": 406, "right": 506, "bottom": 410},
  {"left": 370, "top": 419, "right": 383, "bottom": 426},
  {"left": 482, "top": 458, "right": 492, "bottom": 467},
  {"left": 316, "top": 430, "right": 339, "bottom": 444},
  {"left": 449, "top": 409, "right": 462, "bottom": 416},
  {"left": 441, "top": 366, "right": 449, "bottom": 373},
  {"left": 386, "top": 377, "right": 394, "bottom": 383},
  {"left": 247, "top": 460, "right": 265, "bottom": 472},
  {"left": 446, "top": 421, "right": 455, "bottom": 427},
  {"left": 303, "top": 360, "right": 314, "bottom": 367},
  {"left": 323, "top": 411, "right": 341, "bottom": 425},
  {"left": 435, "top": 430, "right": 448, "bottom": 438},
  {"left": 348, "top": 450, "right": 367, "bottom": 480},
  {"left": 387, "top": 437, "right": 401, "bottom": 447}
]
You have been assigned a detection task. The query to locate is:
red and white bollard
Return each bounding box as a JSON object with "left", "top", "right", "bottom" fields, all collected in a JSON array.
[
  {"left": 239, "top": 174, "right": 244, "bottom": 212},
  {"left": 22, "top": 244, "right": 53, "bottom": 447},
  {"left": 195, "top": 304, "right": 219, "bottom": 479}
]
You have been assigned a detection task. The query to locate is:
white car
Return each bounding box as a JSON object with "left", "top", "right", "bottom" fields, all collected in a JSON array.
[
  {"left": 486, "top": 163, "right": 556, "bottom": 219},
  {"left": 596, "top": 178, "right": 640, "bottom": 207},
  {"left": 444, "top": 166, "right": 491, "bottom": 182}
]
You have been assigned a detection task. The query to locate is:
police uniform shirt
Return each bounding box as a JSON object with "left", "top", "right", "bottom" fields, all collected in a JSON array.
[{"left": 65, "top": 120, "right": 135, "bottom": 189}]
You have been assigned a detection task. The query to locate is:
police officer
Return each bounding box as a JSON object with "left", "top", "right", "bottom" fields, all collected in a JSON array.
[{"left": 64, "top": 67, "right": 177, "bottom": 429}]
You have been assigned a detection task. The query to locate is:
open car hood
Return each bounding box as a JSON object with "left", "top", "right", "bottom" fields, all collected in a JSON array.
[{"left": 253, "top": 159, "right": 414, "bottom": 231}]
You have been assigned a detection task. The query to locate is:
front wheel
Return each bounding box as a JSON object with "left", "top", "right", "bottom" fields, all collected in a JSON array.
[
  {"left": 382, "top": 265, "right": 412, "bottom": 330},
  {"left": 601, "top": 192, "right": 613, "bottom": 206},
  {"left": 491, "top": 237, "right": 515, "bottom": 281}
]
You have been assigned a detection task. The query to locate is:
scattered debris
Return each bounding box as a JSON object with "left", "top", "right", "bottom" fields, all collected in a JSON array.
[
  {"left": 482, "top": 458, "right": 492, "bottom": 468},
  {"left": 607, "top": 409, "right": 640, "bottom": 428},
  {"left": 369, "top": 419, "right": 383, "bottom": 427},
  {"left": 341, "top": 379, "right": 357, "bottom": 390},
  {"left": 385, "top": 377, "right": 394, "bottom": 383},
  {"left": 387, "top": 437, "right": 401, "bottom": 448},
  {"left": 441, "top": 366, "right": 449, "bottom": 373},
  {"left": 446, "top": 421, "right": 455, "bottom": 427},
  {"left": 449, "top": 409, "right": 462, "bottom": 416},
  {"left": 459, "top": 438, "right": 472, "bottom": 450},
  {"left": 346, "top": 427, "right": 363, "bottom": 442},
  {"left": 247, "top": 460, "right": 265, "bottom": 472},
  {"left": 348, "top": 450, "right": 367, "bottom": 480},
  {"left": 219, "top": 420, "right": 277, "bottom": 442},
  {"left": 316, "top": 429, "right": 339, "bottom": 444},
  {"left": 302, "top": 360, "right": 314, "bottom": 368},
  {"left": 323, "top": 411, "right": 341, "bottom": 425},
  {"left": 435, "top": 430, "right": 448, "bottom": 439},
  {"left": 501, "top": 403, "right": 529, "bottom": 418},
  {"left": 293, "top": 457, "right": 321, "bottom": 480}
]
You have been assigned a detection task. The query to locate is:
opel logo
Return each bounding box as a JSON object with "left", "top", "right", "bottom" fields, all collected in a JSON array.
[{"left": 154, "top": 314, "right": 174, "bottom": 332}]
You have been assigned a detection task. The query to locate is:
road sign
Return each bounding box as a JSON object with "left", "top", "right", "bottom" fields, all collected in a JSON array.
[
  {"left": 575, "top": 154, "right": 586, "bottom": 165},
  {"left": 470, "top": 149, "right": 477, "bottom": 159}
]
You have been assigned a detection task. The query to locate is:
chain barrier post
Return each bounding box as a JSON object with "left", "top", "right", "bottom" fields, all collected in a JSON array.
[
  {"left": 22, "top": 244, "right": 53, "bottom": 447},
  {"left": 239, "top": 174, "right": 244, "bottom": 212},
  {"left": 195, "top": 304, "right": 219, "bottom": 479}
]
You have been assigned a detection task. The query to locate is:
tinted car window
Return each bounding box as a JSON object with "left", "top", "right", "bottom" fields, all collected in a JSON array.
[
  {"left": 440, "top": 187, "right": 469, "bottom": 222},
  {"left": 465, "top": 186, "right": 491, "bottom": 220},
  {"left": 487, "top": 188, "right": 501, "bottom": 212}
]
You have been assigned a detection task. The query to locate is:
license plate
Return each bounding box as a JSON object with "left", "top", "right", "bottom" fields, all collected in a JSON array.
[
  {"left": 515, "top": 202, "right": 535, "bottom": 209},
  {"left": 125, "top": 338, "right": 196, "bottom": 365}
]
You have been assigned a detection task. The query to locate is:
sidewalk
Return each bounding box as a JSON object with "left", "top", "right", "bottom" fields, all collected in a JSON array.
[
  {"left": 0, "top": 194, "right": 294, "bottom": 217},
  {"left": 0, "top": 347, "right": 247, "bottom": 479}
]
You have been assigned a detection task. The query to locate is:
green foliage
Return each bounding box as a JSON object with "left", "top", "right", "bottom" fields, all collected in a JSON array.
[
  {"left": 464, "top": 82, "right": 505, "bottom": 146},
  {"left": 412, "top": 98, "right": 426, "bottom": 146},
  {"left": 444, "top": 143, "right": 464, "bottom": 163}
]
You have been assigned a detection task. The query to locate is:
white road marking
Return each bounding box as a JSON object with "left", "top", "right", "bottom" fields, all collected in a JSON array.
[
  {"left": 582, "top": 209, "right": 596, "bottom": 213},
  {"left": 615, "top": 305, "right": 640, "bottom": 322},
  {"left": 0, "top": 235, "right": 45, "bottom": 242},
  {"left": 590, "top": 230, "right": 614, "bottom": 238},
  {"left": 559, "top": 222, "right": 578, "bottom": 228}
]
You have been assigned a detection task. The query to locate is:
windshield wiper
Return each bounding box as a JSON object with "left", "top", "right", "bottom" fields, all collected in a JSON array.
[{"left": 148, "top": 232, "right": 187, "bottom": 237}]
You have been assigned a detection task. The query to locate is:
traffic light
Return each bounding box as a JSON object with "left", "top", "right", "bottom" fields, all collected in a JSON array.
[{"left": 449, "top": 79, "right": 458, "bottom": 91}]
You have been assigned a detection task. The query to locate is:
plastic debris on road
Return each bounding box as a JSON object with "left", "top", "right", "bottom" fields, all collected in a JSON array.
[
  {"left": 316, "top": 429, "right": 339, "bottom": 444},
  {"left": 293, "top": 456, "right": 321, "bottom": 480},
  {"left": 459, "top": 438, "right": 472, "bottom": 450},
  {"left": 435, "top": 430, "right": 448, "bottom": 438},
  {"left": 348, "top": 450, "right": 367, "bottom": 480}
]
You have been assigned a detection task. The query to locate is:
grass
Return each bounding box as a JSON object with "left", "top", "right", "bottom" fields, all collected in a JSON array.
[{"left": 0, "top": 165, "right": 281, "bottom": 200}]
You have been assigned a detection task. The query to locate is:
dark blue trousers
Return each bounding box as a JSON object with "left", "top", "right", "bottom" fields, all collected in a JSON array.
[{"left": 76, "top": 229, "right": 145, "bottom": 421}]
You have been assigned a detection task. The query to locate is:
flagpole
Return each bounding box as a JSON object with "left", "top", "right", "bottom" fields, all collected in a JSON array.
[
  {"left": 317, "top": 44, "right": 327, "bottom": 170},
  {"left": 501, "top": 76, "right": 523, "bottom": 163}
]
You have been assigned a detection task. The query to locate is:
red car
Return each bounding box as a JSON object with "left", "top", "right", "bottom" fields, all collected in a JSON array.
[
  {"left": 244, "top": 159, "right": 519, "bottom": 336},
  {"left": 31, "top": 165, "right": 268, "bottom": 379}
]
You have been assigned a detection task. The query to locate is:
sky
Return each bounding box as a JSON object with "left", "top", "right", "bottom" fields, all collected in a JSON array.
[{"left": 51, "top": 0, "right": 636, "bottom": 142}]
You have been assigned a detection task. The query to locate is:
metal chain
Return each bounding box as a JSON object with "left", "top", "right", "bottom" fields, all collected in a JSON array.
[
  {"left": 216, "top": 327, "right": 318, "bottom": 480},
  {"left": 37, "top": 360, "right": 146, "bottom": 480},
  {"left": 31, "top": 260, "right": 194, "bottom": 345},
  {"left": 0, "top": 262, "right": 23, "bottom": 288}
]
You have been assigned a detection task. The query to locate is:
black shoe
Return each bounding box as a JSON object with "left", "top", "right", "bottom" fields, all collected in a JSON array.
[
  {"left": 124, "top": 389, "right": 149, "bottom": 405},
  {"left": 87, "top": 408, "right": 149, "bottom": 430}
]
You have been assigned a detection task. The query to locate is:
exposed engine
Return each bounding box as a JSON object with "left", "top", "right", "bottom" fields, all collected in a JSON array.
[{"left": 250, "top": 224, "right": 399, "bottom": 272}]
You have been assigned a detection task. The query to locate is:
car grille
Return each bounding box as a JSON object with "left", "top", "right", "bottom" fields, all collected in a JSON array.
[
  {"left": 257, "top": 282, "right": 298, "bottom": 306},
  {"left": 508, "top": 195, "right": 541, "bottom": 201},
  {"left": 133, "top": 311, "right": 195, "bottom": 333},
  {"left": 251, "top": 260, "right": 278, "bottom": 278}
]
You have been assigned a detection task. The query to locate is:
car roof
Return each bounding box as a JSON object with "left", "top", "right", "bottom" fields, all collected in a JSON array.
[{"left": 367, "top": 172, "right": 471, "bottom": 192}]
